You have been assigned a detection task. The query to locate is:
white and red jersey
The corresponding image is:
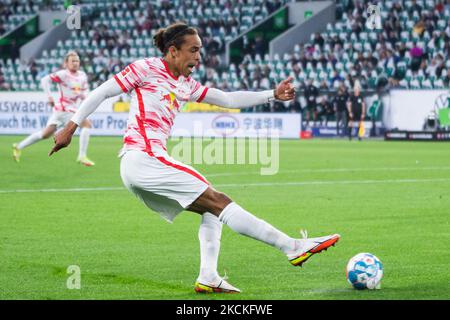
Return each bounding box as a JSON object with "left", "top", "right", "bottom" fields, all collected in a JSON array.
[
  {"left": 48, "top": 69, "right": 89, "bottom": 113},
  {"left": 114, "top": 57, "right": 208, "bottom": 154}
]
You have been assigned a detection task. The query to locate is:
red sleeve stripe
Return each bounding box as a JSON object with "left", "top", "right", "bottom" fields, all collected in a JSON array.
[
  {"left": 114, "top": 75, "right": 128, "bottom": 93},
  {"left": 50, "top": 75, "right": 62, "bottom": 83},
  {"left": 128, "top": 63, "right": 140, "bottom": 78},
  {"left": 135, "top": 88, "right": 154, "bottom": 156},
  {"left": 196, "top": 87, "right": 208, "bottom": 102}
]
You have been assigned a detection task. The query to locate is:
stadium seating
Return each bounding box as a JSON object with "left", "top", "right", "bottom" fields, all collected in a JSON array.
[
  {"left": 1, "top": 0, "right": 449, "bottom": 94},
  {"left": 249, "top": 0, "right": 450, "bottom": 91},
  {"left": 0, "top": 0, "right": 78, "bottom": 36},
  {"left": 1, "top": 0, "right": 288, "bottom": 91}
]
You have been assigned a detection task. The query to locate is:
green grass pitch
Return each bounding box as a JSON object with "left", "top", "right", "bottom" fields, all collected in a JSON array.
[{"left": 1, "top": 135, "right": 449, "bottom": 300}]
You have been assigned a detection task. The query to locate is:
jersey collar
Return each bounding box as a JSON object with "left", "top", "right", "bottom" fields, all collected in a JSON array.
[{"left": 160, "top": 58, "right": 179, "bottom": 81}]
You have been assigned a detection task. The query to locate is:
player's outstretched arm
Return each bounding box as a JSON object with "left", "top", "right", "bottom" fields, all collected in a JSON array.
[
  {"left": 49, "top": 78, "right": 123, "bottom": 156},
  {"left": 40, "top": 75, "right": 55, "bottom": 107},
  {"left": 202, "top": 77, "right": 295, "bottom": 108}
]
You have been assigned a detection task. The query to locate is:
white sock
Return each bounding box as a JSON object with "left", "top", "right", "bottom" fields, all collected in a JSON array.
[
  {"left": 17, "top": 131, "right": 43, "bottom": 150},
  {"left": 198, "top": 212, "right": 222, "bottom": 283},
  {"left": 219, "top": 202, "right": 296, "bottom": 255},
  {"left": 78, "top": 127, "right": 90, "bottom": 159}
]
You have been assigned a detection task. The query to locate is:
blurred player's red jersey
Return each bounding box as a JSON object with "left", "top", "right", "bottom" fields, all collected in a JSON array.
[
  {"left": 114, "top": 57, "right": 208, "bottom": 155},
  {"left": 49, "top": 69, "right": 89, "bottom": 113}
]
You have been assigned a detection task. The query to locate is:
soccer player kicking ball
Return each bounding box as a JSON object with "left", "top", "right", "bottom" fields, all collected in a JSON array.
[
  {"left": 49, "top": 23, "right": 340, "bottom": 293},
  {"left": 13, "top": 51, "right": 95, "bottom": 166}
]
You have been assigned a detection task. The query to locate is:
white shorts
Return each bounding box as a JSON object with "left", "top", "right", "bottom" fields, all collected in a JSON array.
[
  {"left": 120, "top": 149, "right": 209, "bottom": 223},
  {"left": 46, "top": 111, "right": 73, "bottom": 129}
]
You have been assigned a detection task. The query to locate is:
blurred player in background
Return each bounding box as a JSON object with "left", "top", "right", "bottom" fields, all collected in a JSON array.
[
  {"left": 333, "top": 82, "right": 349, "bottom": 137},
  {"left": 13, "top": 51, "right": 95, "bottom": 166},
  {"left": 303, "top": 79, "right": 319, "bottom": 128},
  {"left": 49, "top": 23, "right": 340, "bottom": 293},
  {"left": 347, "top": 81, "right": 366, "bottom": 141}
]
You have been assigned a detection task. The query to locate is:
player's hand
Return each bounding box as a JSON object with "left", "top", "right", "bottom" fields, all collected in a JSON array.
[
  {"left": 49, "top": 121, "right": 78, "bottom": 156},
  {"left": 274, "top": 77, "right": 296, "bottom": 101},
  {"left": 48, "top": 97, "right": 55, "bottom": 108}
]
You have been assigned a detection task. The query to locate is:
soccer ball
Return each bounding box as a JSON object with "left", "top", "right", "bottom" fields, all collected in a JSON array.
[{"left": 346, "top": 253, "right": 383, "bottom": 290}]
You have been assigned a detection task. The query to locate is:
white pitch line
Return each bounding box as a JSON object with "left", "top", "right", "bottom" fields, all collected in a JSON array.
[
  {"left": 205, "top": 166, "right": 450, "bottom": 177},
  {"left": 214, "top": 178, "right": 450, "bottom": 188},
  {"left": 0, "top": 187, "right": 124, "bottom": 194},
  {"left": 1, "top": 178, "right": 450, "bottom": 194}
]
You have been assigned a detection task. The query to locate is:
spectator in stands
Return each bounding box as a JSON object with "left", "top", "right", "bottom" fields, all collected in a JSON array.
[
  {"left": 329, "top": 70, "right": 344, "bottom": 88},
  {"left": 266, "top": 0, "right": 283, "bottom": 14},
  {"left": 10, "top": 39, "right": 20, "bottom": 59},
  {"left": 435, "top": 54, "right": 446, "bottom": 78},
  {"left": 365, "top": 52, "right": 378, "bottom": 71},
  {"left": 397, "top": 42, "right": 408, "bottom": 59},
  {"left": 288, "top": 97, "right": 302, "bottom": 113},
  {"left": 318, "top": 53, "right": 328, "bottom": 67},
  {"left": 37, "top": 65, "right": 49, "bottom": 80},
  {"left": 0, "top": 67, "right": 5, "bottom": 88},
  {"left": 387, "top": 30, "right": 399, "bottom": 48},
  {"left": 253, "top": 35, "right": 265, "bottom": 58},
  {"left": 242, "top": 35, "right": 253, "bottom": 56},
  {"left": 436, "top": 31, "right": 450, "bottom": 50},
  {"left": 444, "top": 42, "right": 450, "bottom": 61},
  {"left": 425, "top": 15, "right": 437, "bottom": 35},
  {"left": 273, "top": 100, "right": 288, "bottom": 113},
  {"left": 298, "top": 51, "right": 308, "bottom": 69},
  {"left": 136, "top": 11, "right": 146, "bottom": 27},
  {"left": 219, "top": 79, "right": 230, "bottom": 91},
  {"left": 329, "top": 34, "right": 343, "bottom": 49},
  {"left": 92, "top": 49, "right": 109, "bottom": 67},
  {"left": 354, "top": 0, "right": 366, "bottom": 15},
  {"left": 384, "top": 12, "right": 398, "bottom": 34},
  {"left": 410, "top": 42, "right": 423, "bottom": 72},
  {"left": 29, "top": 60, "right": 39, "bottom": 80},
  {"left": 413, "top": 19, "right": 426, "bottom": 37},
  {"left": 443, "top": 68, "right": 450, "bottom": 87},
  {"left": 409, "top": 0, "right": 423, "bottom": 15},
  {"left": 117, "top": 30, "right": 131, "bottom": 53},
  {"left": 317, "top": 96, "right": 334, "bottom": 127},
  {"left": 426, "top": 55, "right": 441, "bottom": 78},
  {"left": 445, "top": 20, "right": 450, "bottom": 38},
  {"left": 319, "top": 80, "right": 329, "bottom": 91},
  {"left": 313, "top": 33, "right": 325, "bottom": 49},
  {"left": 435, "top": 1, "right": 445, "bottom": 13},
  {"left": 327, "top": 52, "right": 338, "bottom": 66},
  {"left": 391, "top": 1, "right": 403, "bottom": 14}
]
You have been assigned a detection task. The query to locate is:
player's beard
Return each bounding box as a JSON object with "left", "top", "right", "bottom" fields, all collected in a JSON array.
[{"left": 185, "top": 69, "right": 193, "bottom": 77}]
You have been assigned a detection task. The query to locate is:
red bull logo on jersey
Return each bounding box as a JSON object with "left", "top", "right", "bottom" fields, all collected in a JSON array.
[{"left": 161, "top": 92, "right": 180, "bottom": 112}]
